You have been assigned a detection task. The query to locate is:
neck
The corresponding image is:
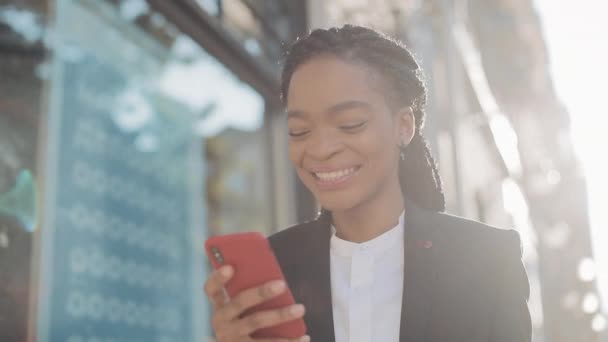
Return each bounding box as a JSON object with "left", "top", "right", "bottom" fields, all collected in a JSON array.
[{"left": 331, "top": 177, "right": 405, "bottom": 243}]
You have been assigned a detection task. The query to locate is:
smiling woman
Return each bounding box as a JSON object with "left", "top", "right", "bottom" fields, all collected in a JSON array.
[
  {"left": 203, "top": 25, "right": 532, "bottom": 342},
  {"left": 286, "top": 56, "right": 408, "bottom": 219},
  {"left": 281, "top": 27, "right": 445, "bottom": 243}
]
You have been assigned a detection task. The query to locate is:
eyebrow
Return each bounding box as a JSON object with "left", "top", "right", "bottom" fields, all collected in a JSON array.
[{"left": 287, "top": 100, "right": 372, "bottom": 119}]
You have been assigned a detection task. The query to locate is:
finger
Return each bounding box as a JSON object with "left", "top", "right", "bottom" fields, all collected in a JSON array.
[
  {"left": 235, "top": 304, "right": 306, "bottom": 337},
  {"left": 255, "top": 335, "right": 310, "bottom": 342},
  {"left": 204, "top": 265, "right": 233, "bottom": 308},
  {"left": 209, "top": 288, "right": 229, "bottom": 311},
  {"left": 216, "top": 280, "right": 287, "bottom": 323}
]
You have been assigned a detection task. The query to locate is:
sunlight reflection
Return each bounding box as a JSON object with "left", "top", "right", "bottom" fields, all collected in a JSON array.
[
  {"left": 536, "top": 0, "right": 608, "bottom": 314},
  {"left": 592, "top": 314, "right": 607, "bottom": 333},
  {"left": 159, "top": 36, "right": 265, "bottom": 137}
]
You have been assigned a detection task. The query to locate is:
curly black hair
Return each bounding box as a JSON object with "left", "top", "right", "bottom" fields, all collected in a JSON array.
[{"left": 281, "top": 25, "right": 445, "bottom": 212}]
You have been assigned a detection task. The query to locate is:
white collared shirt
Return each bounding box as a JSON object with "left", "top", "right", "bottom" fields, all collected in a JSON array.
[{"left": 330, "top": 211, "right": 405, "bottom": 342}]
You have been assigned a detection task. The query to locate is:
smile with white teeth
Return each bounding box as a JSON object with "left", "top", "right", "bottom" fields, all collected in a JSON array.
[{"left": 314, "top": 167, "right": 358, "bottom": 181}]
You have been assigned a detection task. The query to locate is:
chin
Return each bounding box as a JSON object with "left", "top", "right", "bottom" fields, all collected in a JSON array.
[{"left": 315, "top": 192, "right": 362, "bottom": 213}]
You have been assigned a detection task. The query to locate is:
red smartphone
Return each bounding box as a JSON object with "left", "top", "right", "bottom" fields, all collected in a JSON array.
[{"left": 205, "top": 232, "right": 307, "bottom": 339}]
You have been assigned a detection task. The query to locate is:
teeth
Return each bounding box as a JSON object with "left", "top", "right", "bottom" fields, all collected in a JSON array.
[{"left": 314, "top": 167, "right": 357, "bottom": 181}]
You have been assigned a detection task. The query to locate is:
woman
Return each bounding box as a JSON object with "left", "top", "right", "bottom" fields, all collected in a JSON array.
[{"left": 204, "top": 25, "right": 531, "bottom": 342}]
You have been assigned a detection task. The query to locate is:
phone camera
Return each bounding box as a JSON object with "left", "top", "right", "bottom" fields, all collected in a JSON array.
[{"left": 211, "top": 246, "right": 224, "bottom": 264}]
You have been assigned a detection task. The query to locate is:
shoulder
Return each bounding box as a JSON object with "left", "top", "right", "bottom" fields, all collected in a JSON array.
[
  {"left": 427, "top": 211, "right": 532, "bottom": 339},
  {"left": 268, "top": 219, "right": 321, "bottom": 247},
  {"left": 426, "top": 211, "right": 523, "bottom": 261},
  {"left": 268, "top": 218, "right": 326, "bottom": 266},
  {"left": 424, "top": 211, "right": 529, "bottom": 303}
]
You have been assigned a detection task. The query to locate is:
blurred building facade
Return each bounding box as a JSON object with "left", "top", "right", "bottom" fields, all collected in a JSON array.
[
  {"left": 1, "top": 0, "right": 605, "bottom": 341},
  {"left": 0, "top": 0, "right": 307, "bottom": 340},
  {"left": 308, "top": 0, "right": 605, "bottom": 341}
]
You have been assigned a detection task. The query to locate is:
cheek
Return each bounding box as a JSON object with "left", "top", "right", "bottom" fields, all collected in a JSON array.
[
  {"left": 287, "top": 141, "right": 303, "bottom": 167},
  {"left": 358, "top": 126, "right": 397, "bottom": 161},
  {"left": 287, "top": 143, "right": 316, "bottom": 188},
  {"left": 358, "top": 128, "right": 399, "bottom": 178}
]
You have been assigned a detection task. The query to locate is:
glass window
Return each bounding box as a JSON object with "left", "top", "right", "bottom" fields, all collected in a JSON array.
[
  {"left": 192, "top": 0, "right": 304, "bottom": 73},
  {"left": 1, "top": 0, "right": 277, "bottom": 340}
]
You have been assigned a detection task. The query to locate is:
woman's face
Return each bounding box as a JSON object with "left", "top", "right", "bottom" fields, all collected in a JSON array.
[{"left": 286, "top": 56, "right": 413, "bottom": 212}]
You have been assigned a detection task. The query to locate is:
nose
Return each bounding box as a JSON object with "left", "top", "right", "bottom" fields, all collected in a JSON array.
[{"left": 305, "top": 128, "right": 343, "bottom": 161}]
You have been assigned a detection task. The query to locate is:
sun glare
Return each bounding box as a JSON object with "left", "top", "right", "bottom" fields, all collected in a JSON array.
[{"left": 536, "top": 0, "right": 608, "bottom": 312}]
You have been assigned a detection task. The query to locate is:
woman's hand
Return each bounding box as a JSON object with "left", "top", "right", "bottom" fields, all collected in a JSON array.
[{"left": 204, "top": 265, "right": 310, "bottom": 342}]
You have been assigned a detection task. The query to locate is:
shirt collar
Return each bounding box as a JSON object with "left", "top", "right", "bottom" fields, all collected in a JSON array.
[{"left": 330, "top": 210, "right": 405, "bottom": 257}]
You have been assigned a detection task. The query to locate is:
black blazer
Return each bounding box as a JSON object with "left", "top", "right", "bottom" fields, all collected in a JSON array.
[{"left": 268, "top": 201, "right": 532, "bottom": 342}]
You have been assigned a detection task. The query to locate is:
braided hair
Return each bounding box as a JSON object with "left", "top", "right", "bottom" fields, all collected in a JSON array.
[{"left": 281, "top": 25, "right": 445, "bottom": 212}]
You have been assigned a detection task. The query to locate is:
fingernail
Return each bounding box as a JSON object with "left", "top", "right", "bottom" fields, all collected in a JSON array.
[
  {"left": 220, "top": 266, "right": 232, "bottom": 277},
  {"left": 299, "top": 335, "right": 310, "bottom": 342},
  {"left": 290, "top": 304, "right": 305, "bottom": 316},
  {"left": 269, "top": 280, "right": 286, "bottom": 293}
]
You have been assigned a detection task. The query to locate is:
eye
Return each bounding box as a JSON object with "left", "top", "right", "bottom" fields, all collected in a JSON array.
[
  {"left": 340, "top": 121, "right": 367, "bottom": 132},
  {"left": 288, "top": 130, "right": 310, "bottom": 138}
]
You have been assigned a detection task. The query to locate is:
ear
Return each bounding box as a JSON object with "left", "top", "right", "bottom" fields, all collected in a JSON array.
[{"left": 395, "top": 106, "right": 415, "bottom": 147}]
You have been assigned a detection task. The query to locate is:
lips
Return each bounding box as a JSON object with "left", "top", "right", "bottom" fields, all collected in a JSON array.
[
  {"left": 309, "top": 165, "right": 361, "bottom": 190},
  {"left": 313, "top": 167, "right": 358, "bottom": 181}
]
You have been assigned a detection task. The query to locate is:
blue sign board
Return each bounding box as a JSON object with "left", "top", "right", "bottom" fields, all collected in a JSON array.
[{"left": 38, "top": 1, "right": 207, "bottom": 341}]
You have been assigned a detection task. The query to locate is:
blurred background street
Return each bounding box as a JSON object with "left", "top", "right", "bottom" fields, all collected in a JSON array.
[{"left": 0, "top": 0, "right": 606, "bottom": 341}]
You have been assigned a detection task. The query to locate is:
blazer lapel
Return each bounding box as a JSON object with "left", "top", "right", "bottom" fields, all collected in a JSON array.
[
  {"left": 295, "top": 215, "right": 335, "bottom": 341},
  {"left": 399, "top": 200, "right": 438, "bottom": 342},
  {"left": 293, "top": 203, "right": 438, "bottom": 342}
]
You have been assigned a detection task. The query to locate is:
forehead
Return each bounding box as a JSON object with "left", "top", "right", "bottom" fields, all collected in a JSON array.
[{"left": 286, "top": 56, "right": 387, "bottom": 113}]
